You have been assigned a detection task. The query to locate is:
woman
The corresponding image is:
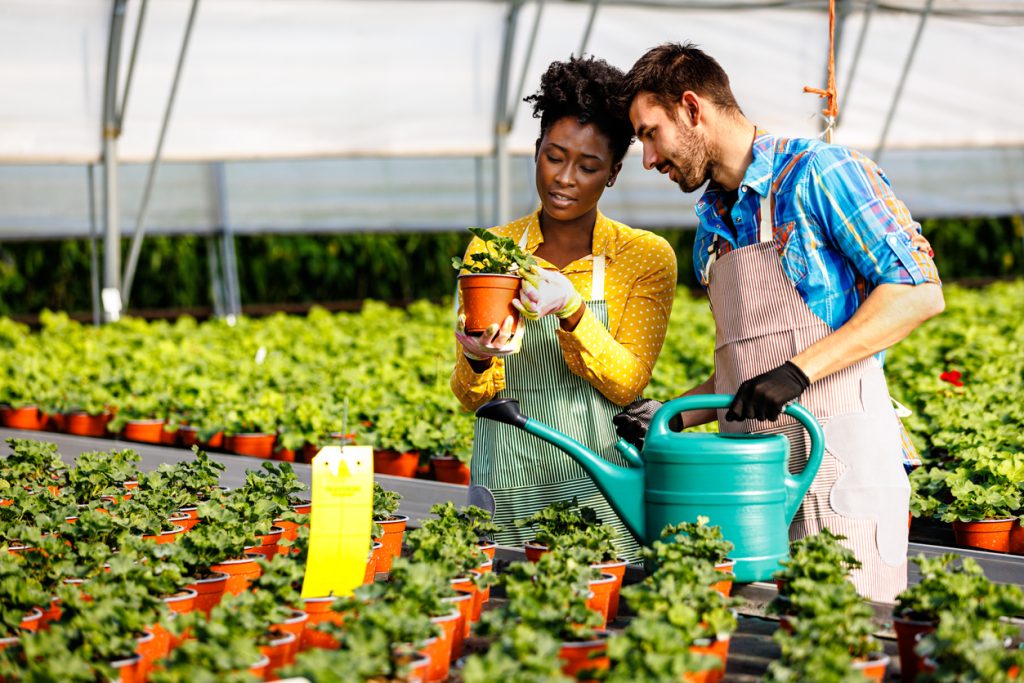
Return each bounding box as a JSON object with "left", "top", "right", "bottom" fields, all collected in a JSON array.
[{"left": 450, "top": 56, "right": 677, "bottom": 559}]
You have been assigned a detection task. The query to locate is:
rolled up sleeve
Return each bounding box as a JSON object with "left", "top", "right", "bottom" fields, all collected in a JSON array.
[{"left": 806, "top": 147, "right": 941, "bottom": 288}]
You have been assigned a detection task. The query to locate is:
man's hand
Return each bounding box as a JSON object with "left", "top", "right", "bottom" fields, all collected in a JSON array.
[
  {"left": 455, "top": 314, "right": 524, "bottom": 361},
  {"left": 613, "top": 399, "right": 684, "bottom": 450},
  {"left": 726, "top": 361, "right": 810, "bottom": 422}
]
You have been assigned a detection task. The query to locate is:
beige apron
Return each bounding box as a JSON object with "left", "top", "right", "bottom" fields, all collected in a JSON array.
[{"left": 706, "top": 189, "right": 910, "bottom": 603}]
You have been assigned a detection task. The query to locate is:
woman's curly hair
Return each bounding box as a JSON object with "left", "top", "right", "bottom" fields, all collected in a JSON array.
[{"left": 524, "top": 56, "right": 634, "bottom": 164}]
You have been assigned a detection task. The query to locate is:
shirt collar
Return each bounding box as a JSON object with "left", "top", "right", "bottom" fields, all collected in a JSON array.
[
  {"left": 523, "top": 208, "right": 615, "bottom": 265},
  {"left": 741, "top": 129, "right": 775, "bottom": 197}
]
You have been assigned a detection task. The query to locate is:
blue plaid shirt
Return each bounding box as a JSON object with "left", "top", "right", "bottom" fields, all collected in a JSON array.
[
  {"left": 695, "top": 131, "right": 940, "bottom": 329},
  {"left": 695, "top": 131, "right": 941, "bottom": 467}
]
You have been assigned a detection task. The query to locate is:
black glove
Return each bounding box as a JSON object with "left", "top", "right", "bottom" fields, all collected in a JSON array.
[
  {"left": 726, "top": 361, "right": 811, "bottom": 422},
  {"left": 613, "top": 399, "right": 683, "bottom": 450}
]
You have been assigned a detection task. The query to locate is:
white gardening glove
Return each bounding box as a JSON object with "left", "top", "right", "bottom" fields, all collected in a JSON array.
[
  {"left": 455, "top": 314, "right": 524, "bottom": 361},
  {"left": 512, "top": 267, "right": 583, "bottom": 321}
]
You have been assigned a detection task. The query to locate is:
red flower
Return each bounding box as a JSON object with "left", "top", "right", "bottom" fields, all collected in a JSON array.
[{"left": 939, "top": 370, "right": 964, "bottom": 387}]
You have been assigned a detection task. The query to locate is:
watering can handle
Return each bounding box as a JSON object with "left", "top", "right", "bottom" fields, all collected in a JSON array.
[{"left": 650, "top": 394, "right": 825, "bottom": 524}]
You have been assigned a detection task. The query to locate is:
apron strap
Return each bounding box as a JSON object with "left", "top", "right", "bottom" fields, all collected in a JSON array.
[
  {"left": 591, "top": 254, "right": 606, "bottom": 300},
  {"left": 758, "top": 188, "right": 775, "bottom": 243}
]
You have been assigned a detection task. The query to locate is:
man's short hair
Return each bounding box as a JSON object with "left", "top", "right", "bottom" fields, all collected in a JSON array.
[{"left": 622, "top": 42, "right": 742, "bottom": 117}]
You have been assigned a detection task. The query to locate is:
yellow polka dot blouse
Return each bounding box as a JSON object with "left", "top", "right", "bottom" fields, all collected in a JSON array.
[{"left": 451, "top": 210, "right": 678, "bottom": 410}]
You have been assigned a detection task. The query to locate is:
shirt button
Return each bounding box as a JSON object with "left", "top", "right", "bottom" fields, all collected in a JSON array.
[
  {"left": 736, "top": 217, "right": 743, "bottom": 223},
  {"left": 741, "top": 187, "right": 747, "bottom": 193}
]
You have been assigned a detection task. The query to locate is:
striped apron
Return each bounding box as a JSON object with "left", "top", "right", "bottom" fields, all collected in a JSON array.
[
  {"left": 468, "top": 241, "right": 641, "bottom": 562},
  {"left": 706, "top": 191, "right": 910, "bottom": 603}
]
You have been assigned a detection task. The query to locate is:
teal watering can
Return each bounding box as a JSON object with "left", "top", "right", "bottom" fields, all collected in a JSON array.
[{"left": 476, "top": 394, "right": 824, "bottom": 582}]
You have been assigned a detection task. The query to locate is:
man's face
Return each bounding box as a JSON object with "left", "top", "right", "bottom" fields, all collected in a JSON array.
[{"left": 629, "top": 92, "right": 712, "bottom": 193}]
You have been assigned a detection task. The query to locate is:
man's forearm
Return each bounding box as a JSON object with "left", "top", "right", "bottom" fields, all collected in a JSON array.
[
  {"left": 679, "top": 373, "right": 718, "bottom": 429},
  {"left": 791, "top": 283, "right": 944, "bottom": 383}
]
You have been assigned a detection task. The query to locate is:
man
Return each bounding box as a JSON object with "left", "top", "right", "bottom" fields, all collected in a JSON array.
[{"left": 612, "top": 43, "right": 944, "bottom": 602}]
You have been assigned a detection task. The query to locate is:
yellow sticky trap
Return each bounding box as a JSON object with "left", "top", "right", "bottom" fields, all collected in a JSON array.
[{"left": 301, "top": 445, "right": 373, "bottom": 599}]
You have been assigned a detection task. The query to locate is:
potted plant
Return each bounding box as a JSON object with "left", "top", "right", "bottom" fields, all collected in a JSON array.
[
  {"left": 2, "top": 438, "right": 67, "bottom": 493},
  {"left": 915, "top": 607, "right": 1024, "bottom": 682},
  {"left": 604, "top": 614, "right": 719, "bottom": 683},
  {"left": 939, "top": 466, "right": 1020, "bottom": 553},
  {"left": 108, "top": 391, "right": 170, "bottom": 444},
  {"left": 655, "top": 517, "right": 735, "bottom": 596},
  {"left": 479, "top": 550, "right": 607, "bottom": 680},
  {"left": 0, "top": 552, "right": 50, "bottom": 647},
  {"left": 892, "top": 553, "right": 1024, "bottom": 682},
  {"left": 515, "top": 498, "right": 607, "bottom": 561},
  {"left": 462, "top": 623, "right": 573, "bottom": 683},
  {"left": 64, "top": 448, "right": 141, "bottom": 504},
  {"left": 771, "top": 528, "right": 861, "bottom": 604},
  {"left": 373, "top": 482, "right": 408, "bottom": 574},
  {"left": 452, "top": 226, "right": 537, "bottom": 335}
]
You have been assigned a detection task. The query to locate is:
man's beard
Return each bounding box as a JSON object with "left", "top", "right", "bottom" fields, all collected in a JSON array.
[{"left": 663, "top": 129, "right": 713, "bottom": 193}]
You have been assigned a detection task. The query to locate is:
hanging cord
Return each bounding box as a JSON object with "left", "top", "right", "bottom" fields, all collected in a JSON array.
[{"left": 804, "top": 0, "right": 839, "bottom": 143}]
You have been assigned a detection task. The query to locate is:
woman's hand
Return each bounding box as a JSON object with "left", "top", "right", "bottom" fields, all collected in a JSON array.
[
  {"left": 513, "top": 268, "right": 583, "bottom": 320},
  {"left": 455, "top": 314, "right": 524, "bottom": 361}
]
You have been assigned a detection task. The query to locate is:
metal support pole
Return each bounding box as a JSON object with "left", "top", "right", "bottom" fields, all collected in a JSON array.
[
  {"left": 211, "top": 162, "right": 241, "bottom": 322},
  {"left": 122, "top": 0, "right": 200, "bottom": 308},
  {"left": 205, "top": 235, "right": 225, "bottom": 319},
  {"left": 576, "top": 0, "right": 601, "bottom": 58},
  {"left": 101, "top": 0, "right": 128, "bottom": 322},
  {"left": 874, "top": 0, "right": 934, "bottom": 161},
  {"left": 87, "top": 165, "right": 101, "bottom": 327},
  {"left": 118, "top": 0, "right": 150, "bottom": 128},
  {"left": 493, "top": 1, "right": 523, "bottom": 226}
]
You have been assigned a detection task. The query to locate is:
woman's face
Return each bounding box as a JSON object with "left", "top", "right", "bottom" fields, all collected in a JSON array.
[{"left": 535, "top": 116, "right": 621, "bottom": 225}]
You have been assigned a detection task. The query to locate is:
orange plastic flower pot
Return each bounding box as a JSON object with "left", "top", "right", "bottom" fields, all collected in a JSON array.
[
  {"left": 143, "top": 524, "right": 185, "bottom": 544},
  {"left": 246, "top": 527, "right": 284, "bottom": 559},
  {"left": 585, "top": 573, "right": 617, "bottom": 629},
  {"left": 373, "top": 515, "right": 408, "bottom": 574},
  {"left": 431, "top": 456, "right": 471, "bottom": 485},
  {"left": 63, "top": 411, "right": 111, "bottom": 437},
  {"left": 478, "top": 542, "right": 496, "bottom": 561},
  {"left": 471, "top": 559, "right": 493, "bottom": 620},
  {"left": 135, "top": 628, "right": 160, "bottom": 681},
  {"left": 852, "top": 653, "right": 891, "bottom": 682},
  {"left": 122, "top": 419, "right": 165, "bottom": 444},
  {"left": 164, "top": 588, "right": 198, "bottom": 615},
  {"left": 1009, "top": 518, "right": 1024, "bottom": 555},
  {"left": 210, "top": 556, "right": 262, "bottom": 595},
  {"left": 249, "top": 655, "right": 270, "bottom": 679},
  {"left": 953, "top": 518, "right": 1014, "bottom": 553},
  {"left": 450, "top": 576, "right": 478, "bottom": 631},
  {"left": 273, "top": 447, "right": 296, "bottom": 463},
  {"left": 422, "top": 610, "right": 460, "bottom": 682},
  {"left": 18, "top": 607, "right": 43, "bottom": 632},
  {"left": 458, "top": 273, "right": 522, "bottom": 335},
  {"left": 687, "top": 635, "right": 730, "bottom": 683},
  {"left": 559, "top": 634, "right": 609, "bottom": 681},
  {"left": 185, "top": 572, "right": 229, "bottom": 615},
  {"left": 1, "top": 406, "right": 48, "bottom": 431},
  {"left": 226, "top": 433, "right": 276, "bottom": 459},
  {"left": 302, "top": 596, "right": 343, "bottom": 650},
  {"left": 109, "top": 653, "right": 143, "bottom": 683},
  {"left": 373, "top": 449, "right": 420, "bottom": 478},
  {"left": 442, "top": 592, "right": 473, "bottom": 660},
  {"left": 270, "top": 609, "right": 308, "bottom": 661},
  {"left": 592, "top": 559, "right": 627, "bottom": 622},
  {"left": 260, "top": 630, "right": 297, "bottom": 678},
  {"left": 894, "top": 617, "right": 935, "bottom": 683},
  {"left": 364, "top": 542, "right": 381, "bottom": 584},
  {"left": 713, "top": 558, "right": 736, "bottom": 597},
  {"left": 524, "top": 542, "right": 549, "bottom": 563}
]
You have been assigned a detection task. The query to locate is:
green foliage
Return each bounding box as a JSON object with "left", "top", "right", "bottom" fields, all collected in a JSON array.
[
  {"left": 373, "top": 481, "right": 403, "bottom": 520},
  {"left": 452, "top": 227, "right": 537, "bottom": 275},
  {"left": 652, "top": 517, "right": 734, "bottom": 566},
  {"left": 1, "top": 438, "right": 66, "bottom": 488},
  {"left": 479, "top": 548, "right": 602, "bottom": 643},
  {"left": 915, "top": 608, "right": 1024, "bottom": 682},
  {"left": 515, "top": 498, "right": 618, "bottom": 561},
  {"left": 0, "top": 551, "right": 49, "bottom": 637},
  {"left": 894, "top": 554, "right": 1024, "bottom": 623},
  {"left": 604, "top": 615, "right": 718, "bottom": 682},
  {"left": 64, "top": 448, "right": 141, "bottom": 503},
  {"left": 771, "top": 529, "right": 861, "bottom": 594},
  {"left": 462, "top": 623, "right": 573, "bottom": 683},
  {"left": 423, "top": 501, "right": 501, "bottom": 542}
]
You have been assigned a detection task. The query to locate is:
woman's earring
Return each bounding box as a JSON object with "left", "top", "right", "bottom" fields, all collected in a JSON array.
[{"left": 606, "top": 180, "right": 614, "bottom": 187}]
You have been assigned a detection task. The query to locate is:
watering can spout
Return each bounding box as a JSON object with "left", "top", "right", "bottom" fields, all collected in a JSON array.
[{"left": 475, "top": 399, "right": 647, "bottom": 543}]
